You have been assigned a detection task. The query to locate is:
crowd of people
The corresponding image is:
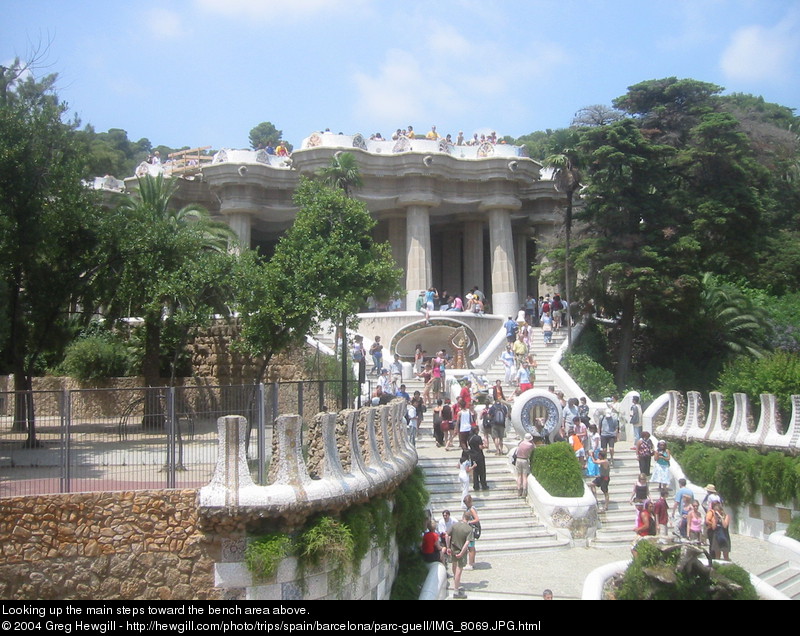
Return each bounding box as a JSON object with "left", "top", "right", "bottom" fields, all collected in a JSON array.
[
  {"left": 376, "top": 125, "right": 508, "bottom": 147},
  {"left": 631, "top": 480, "right": 732, "bottom": 560}
]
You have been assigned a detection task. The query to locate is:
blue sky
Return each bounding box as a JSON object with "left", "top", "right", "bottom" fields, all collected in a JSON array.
[{"left": 3, "top": 0, "right": 799, "bottom": 152}]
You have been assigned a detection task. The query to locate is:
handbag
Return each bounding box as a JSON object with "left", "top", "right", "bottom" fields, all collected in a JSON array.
[{"left": 472, "top": 521, "right": 482, "bottom": 540}]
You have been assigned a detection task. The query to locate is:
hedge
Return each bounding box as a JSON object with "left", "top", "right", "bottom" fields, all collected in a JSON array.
[{"left": 531, "top": 442, "right": 585, "bottom": 498}]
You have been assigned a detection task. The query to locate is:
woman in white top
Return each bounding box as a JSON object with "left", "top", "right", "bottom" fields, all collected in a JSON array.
[
  {"left": 457, "top": 451, "right": 474, "bottom": 502},
  {"left": 457, "top": 399, "right": 474, "bottom": 451}
]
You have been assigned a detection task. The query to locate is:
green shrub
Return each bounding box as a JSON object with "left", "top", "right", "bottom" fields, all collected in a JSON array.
[
  {"left": 562, "top": 353, "right": 616, "bottom": 401},
  {"left": 710, "top": 449, "right": 754, "bottom": 508},
  {"left": 365, "top": 497, "right": 392, "bottom": 552},
  {"left": 641, "top": 366, "right": 677, "bottom": 396},
  {"left": 393, "top": 468, "right": 429, "bottom": 552},
  {"left": 672, "top": 443, "right": 800, "bottom": 507},
  {"left": 786, "top": 516, "right": 800, "bottom": 542},
  {"left": 390, "top": 551, "right": 429, "bottom": 600},
  {"left": 244, "top": 533, "right": 292, "bottom": 581},
  {"left": 572, "top": 319, "right": 610, "bottom": 367},
  {"left": 297, "top": 515, "right": 354, "bottom": 569},
  {"left": 716, "top": 351, "right": 800, "bottom": 416},
  {"left": 60, "top": 333, "right": 133, "bottom": 381},
  {"left": 676, "top": 444, "right": 723, "bottom": 488},
  {"left": 714, "top": 563, "right": 759, "bottom": 600},
  {"left": 759, "top": 452, "right": 798, "bottom": 505},
  {"left": 532, "top": 442, "right": 584, "bottom": 497},
  {"left": 617, "top": 539, "right": 757, "bottom": 600},
  {"left": 342, "top": 504, "right": 372, "bottom": 565}
]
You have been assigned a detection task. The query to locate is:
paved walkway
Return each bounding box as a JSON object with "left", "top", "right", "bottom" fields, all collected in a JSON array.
[{"left": 415, "top": 424, "right": 799, "bottom": 600}]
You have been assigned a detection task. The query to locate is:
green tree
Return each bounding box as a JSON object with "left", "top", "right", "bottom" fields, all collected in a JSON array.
[
  {"left": 272, "top": 178, "right": 401, "bottom": 407},
  {"left": 231, "top": 249, "right": 314, "bottom": 383},
  {"left": 101, "top": 175, "right": 235, "bottom": 420},
  {"left": 0, "top": 59, "right": 105, "bottom": 445},
  {"left": 612, "top": 77, "right": 723, "bottom": 145},
  {"left": 575, "top": 119, "right": 685, "bottom": 388},
  {"left": 698, "top": 273, "right": 765, "bottom": 359},
  {"left": 248, "top": 121, "right": 282, "bottom": 149},
  {"left": 317, "top": 152, "right": 363, "bottom": 197}
]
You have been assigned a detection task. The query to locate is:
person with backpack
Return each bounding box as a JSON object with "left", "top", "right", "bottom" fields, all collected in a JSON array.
[
  {"left": 487, "top": 398, "right": 508, "bottom": 455},
  {"left": 504, "top": 315, "right": 518, "bottom": 343},
  {"left": 599, "top": 407, "right": 620, "bottom": 464}
]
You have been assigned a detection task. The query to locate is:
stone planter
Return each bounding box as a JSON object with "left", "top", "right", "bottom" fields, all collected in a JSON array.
[{"left": 525, "top": 472, "right": 597, "bottom": 543}]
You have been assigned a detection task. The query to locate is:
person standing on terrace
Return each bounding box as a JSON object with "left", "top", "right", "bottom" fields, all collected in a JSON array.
[{"left": 426, "top": 125, "right": 440, "bottom": 140}]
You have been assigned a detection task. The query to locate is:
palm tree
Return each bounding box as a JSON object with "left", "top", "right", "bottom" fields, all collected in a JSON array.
[
  {"left": 109, "top": 175, "right": 236, "bottom": 426},
  {"left": 317, "top": 152, "right": 363, "bottom": 197},
  {"left": 699, "top": 272, "right": 764, "bottom": 359},
  {"left": 544, "top": 131, "right": 582, "bottom": 346}
]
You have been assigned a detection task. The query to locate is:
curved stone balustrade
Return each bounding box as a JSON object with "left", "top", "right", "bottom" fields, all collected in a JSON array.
[
  {"left": 300, "top": 131, "right": 526, "bottom": 159},
  {"left": 648, "top": 391, "right": 800, "bottom": 453},
  {"left": 211, "top": 149, "right": 293, "bottom": 169},
  {"left": 199, "top": 399, "right": 417, "bottom": 529}
]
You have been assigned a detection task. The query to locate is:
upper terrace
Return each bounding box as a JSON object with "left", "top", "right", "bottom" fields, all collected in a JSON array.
[{"left": 125, "top": 131, "right": 533, "bottom": 181}]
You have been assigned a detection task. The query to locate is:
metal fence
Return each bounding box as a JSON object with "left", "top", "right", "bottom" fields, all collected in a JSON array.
[{"left": 0, "top": 380, "right": 352, "bottom": 498}]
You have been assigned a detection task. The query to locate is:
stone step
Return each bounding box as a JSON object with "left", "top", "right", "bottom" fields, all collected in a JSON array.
[
  {"left": 472, "top": 534, "right": 572, "bottom": 554},
  {"left": 757, "top": 561, "right": 800, "bottom": 600},
  {"left": 429, "top": 497, "right": 537, "bottom": 513}
]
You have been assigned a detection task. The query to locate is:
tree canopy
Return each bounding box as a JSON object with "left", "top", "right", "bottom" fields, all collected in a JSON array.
[
  {"left": 234, "top": 177, "right": 401, "bottom": 401},
  {"left": 523, "top": 77, "right": 800, "bottom": 393},
  {"left": 100, "top": 175, "right": 236, "bottom": 388},
  {"left": 0, "top": 58, "right": 105, "bottom": 444},
  {"left": 249, "top": 121, "right": 283, "bottom": 149}
]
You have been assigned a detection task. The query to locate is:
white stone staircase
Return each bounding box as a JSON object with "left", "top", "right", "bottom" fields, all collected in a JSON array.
[
  {"left": 588, "top": 447, "right": 645, "bottom": 548},
  {"left": 755, "top": 560, "right": 800, "bottom": 599},
  {"left": 415, "top": 429, "right": 570, "bottom": 557}
]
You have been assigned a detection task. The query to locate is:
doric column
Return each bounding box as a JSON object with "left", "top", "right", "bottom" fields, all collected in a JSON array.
[
  {"left": 515, "top": 231, "right": 528, "bottom": 301},
  {"left": 481, "top": 196, "right": 521, "bottom": 317},
  {"left": 462, "top": 220, "right": 484, "bottom": 295},
  {"left": 226, "top": 212, "right": 252, "bottom": 250},
  {"left": 441, "top": 226, "right": 462, "bottom": 299},
  {"left": 399, "top": 192, "right": 439, "bottom": 309},
  {"left": 387, "top": 216, "right": 406, "bottom": 269},
  {"left": 405, "top": 205, "right": 432, "bottom": 308}
]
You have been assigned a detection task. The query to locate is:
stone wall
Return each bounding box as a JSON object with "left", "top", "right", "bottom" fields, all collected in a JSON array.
[
  {"left": 188, "top": 320, "right": 318, "bottom": 383},
  {"left": 0, "top": 489, "right": 222, "bottom": 600},
  {"left": 215, "top": 536, "right": 398, "bottom": 600}
]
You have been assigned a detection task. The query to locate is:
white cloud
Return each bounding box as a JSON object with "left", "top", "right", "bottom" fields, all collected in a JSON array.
[
  {"left": 720, "top": 14, "right": 799, "bottom": 84},
  {"left": 351, "top": 26, "right": 569, "bottom": 130},
  {"left": 144, "top": 8, "right": 187, "bottom": 39},
  {"left": 352, "top": 48, "right": 442, "bottom": 123}
]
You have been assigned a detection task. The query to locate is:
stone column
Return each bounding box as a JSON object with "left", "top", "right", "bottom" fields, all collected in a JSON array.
[
  {"left": 226, "top": 212, "right": 252, "bottom": 251},
  {"left": 462, "top": 220, "right": 484, "bottom": 295},
  {"left": 405, "top": 205, "right": 432, "bottom": 308},
  {"left": 441, "top": 226, "right": 462, "bottom": 299},
  {"left": 387, "top": 216, "right": 406, "bottom": 270},
  {"left": 482, "top": 196, "right": 521, "bottom": 317},
  {"left": 515, "top": 231, "right": 528, "bottom": 301},
  {"left": 399, "top": 192, "right": 439, "bottom": 309}
]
